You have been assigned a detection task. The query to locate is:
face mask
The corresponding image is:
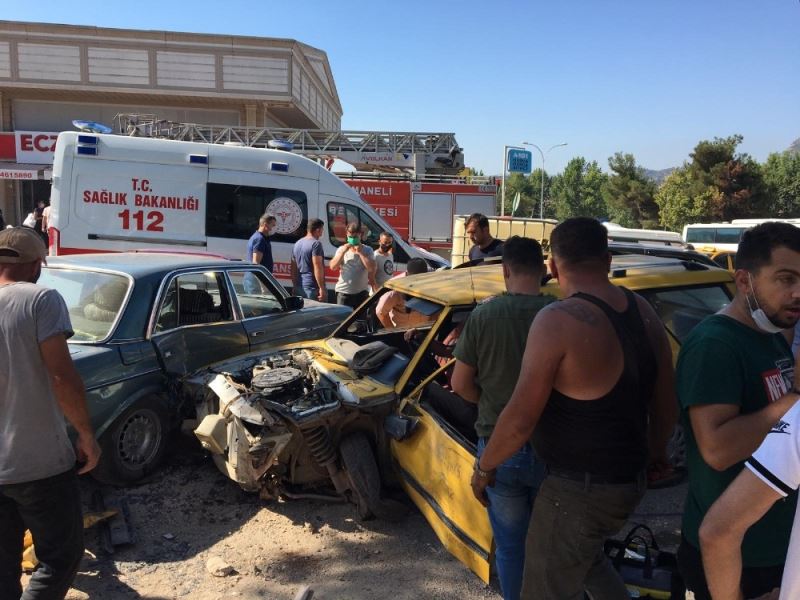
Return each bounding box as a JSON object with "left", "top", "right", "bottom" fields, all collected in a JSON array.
[
  {"left": 746, "top": 274, "right": 785, "bottom": 334},
  {"left": 380, "top": 243, "right": 392, "bottom": 252},
  {"left": 347, "top": 236, "right": 360, "bottom": 246}
]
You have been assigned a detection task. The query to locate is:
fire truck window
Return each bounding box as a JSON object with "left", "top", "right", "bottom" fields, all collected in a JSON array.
[{"left": 206, "top": 183, "right": 308, "bottom": 243}]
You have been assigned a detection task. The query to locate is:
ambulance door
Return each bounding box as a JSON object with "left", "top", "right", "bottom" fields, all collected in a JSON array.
[
  {"left": 69, "top": 157, "right": 207, "bottom": 253},
  {"left": 205, "top": 170, "right": 317, "bottom": 290}
]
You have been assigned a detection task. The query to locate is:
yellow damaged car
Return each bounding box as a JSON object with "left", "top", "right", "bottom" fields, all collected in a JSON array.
[{"left": 186, "top": 254, "right": 734, "bottom": 583}]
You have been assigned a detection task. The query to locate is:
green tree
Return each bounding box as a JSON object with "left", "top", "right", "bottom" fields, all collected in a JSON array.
[
  {"left": 602, "top": 152, "right": 659, "bottom": 228},
  {"left": 550, "top": 157, "right": 608, "bottom": 220},
  {"left": 762, "top": 151, "right": 800, "bottom": 217},
  {"left": 519, "top": 168, "right": 554, "bottom": 218},
  {"left": 653, "top": 135, "right": 766, "bottom": 231},
  {"left": 501, "top": 172, "right": 536, "bottom": 216},
  {"left": 654, "top": 168, "right": 713, "bottom": 231},
  {"left": 688, "top": 135, "right": 766, "bottom": 221}
]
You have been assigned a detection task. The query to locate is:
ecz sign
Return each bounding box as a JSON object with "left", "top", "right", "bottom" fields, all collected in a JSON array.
[{"left": 15, "top": 131, "right": 60, "bottom": 165}]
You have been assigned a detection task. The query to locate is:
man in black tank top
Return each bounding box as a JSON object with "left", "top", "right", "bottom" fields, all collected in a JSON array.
[{"left": 472, "top": 218, "right": 677, "bottom": 600}]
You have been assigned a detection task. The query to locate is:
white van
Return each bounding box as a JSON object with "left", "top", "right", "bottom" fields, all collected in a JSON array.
[{"left": 49, "top": 131, "right": 447, "bottom": 291}]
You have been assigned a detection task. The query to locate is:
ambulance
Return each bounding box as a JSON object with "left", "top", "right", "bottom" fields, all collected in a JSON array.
[{"left": 48, "top": 131, "right": 448, "bottom": 291}]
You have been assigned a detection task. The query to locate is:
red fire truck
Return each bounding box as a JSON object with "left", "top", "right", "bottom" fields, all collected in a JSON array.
[{"left": 342, "top": 177, "right": 497, "bottom": 259}]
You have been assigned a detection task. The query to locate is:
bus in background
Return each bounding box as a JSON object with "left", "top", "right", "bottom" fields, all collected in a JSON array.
[
  {"left": 602, "top": 222, "right": 685, "bottom": 246},
  {"left": 682, "top": 219, "right": 800, "bottom": 271}
]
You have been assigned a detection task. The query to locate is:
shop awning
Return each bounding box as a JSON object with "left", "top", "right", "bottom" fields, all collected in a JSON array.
[{"left": 0, "top": 163, "right": 52, "bottom": 180}]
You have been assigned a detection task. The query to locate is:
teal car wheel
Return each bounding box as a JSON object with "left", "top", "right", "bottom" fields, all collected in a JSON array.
[{"left": 92, "top": 396, "right": 169, "bottom": 485}]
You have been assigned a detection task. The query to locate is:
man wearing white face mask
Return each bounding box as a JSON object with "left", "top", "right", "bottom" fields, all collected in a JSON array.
[{"left": 675, "top": 221, "right": 800, "bottom": 600}]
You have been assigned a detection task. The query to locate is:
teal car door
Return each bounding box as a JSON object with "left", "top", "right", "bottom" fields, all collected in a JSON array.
[{"left": 151, "top": 270, "right": 249, "bottom": 376}]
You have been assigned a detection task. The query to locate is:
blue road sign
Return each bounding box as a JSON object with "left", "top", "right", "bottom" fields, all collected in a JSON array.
[{"left": 507, "top": 149, "right": 532, "bottom": 174}]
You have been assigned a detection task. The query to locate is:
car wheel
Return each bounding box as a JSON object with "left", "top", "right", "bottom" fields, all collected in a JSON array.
[
  {"left": 667, "top": 424, "right": 686, "bottom": 469},
  {"left": 92, "top": 396, "right": 170, "bottom": 485},
  {"left": 339, "top": 432, "right": 382, "bottom": 520}
]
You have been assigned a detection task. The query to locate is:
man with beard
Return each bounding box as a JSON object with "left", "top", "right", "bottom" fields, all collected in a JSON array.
[
  {"left": 0, "top": 227, "right": 101, "bottom": 599},
  {"left": 472, "top": 218, "right": 676, "bottom": 599},
  {"left": 676, "top": 222, "right": 800, "bottom": 600}
]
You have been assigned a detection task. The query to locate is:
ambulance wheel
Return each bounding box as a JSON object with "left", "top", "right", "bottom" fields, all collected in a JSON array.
[{"left": 92, "top": 396, "right": 170, "bottom": 486}]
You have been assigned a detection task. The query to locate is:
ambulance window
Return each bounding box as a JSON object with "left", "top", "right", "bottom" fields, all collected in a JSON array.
[
  {"left": 326, "top": 202, "right": 390, "bottom": 251},
  {"left": 206, "top": 183, "right": 308, "bottom": 243}
]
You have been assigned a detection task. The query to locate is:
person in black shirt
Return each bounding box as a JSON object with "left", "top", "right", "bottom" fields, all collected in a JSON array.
[
  {"left": 473, "top": 218, "right": 677, "bottom": 600},
  {"left": 466, "top": 213, "right": 504, "bottom": 261}
]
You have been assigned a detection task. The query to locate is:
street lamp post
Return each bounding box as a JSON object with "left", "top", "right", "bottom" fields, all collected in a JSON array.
[{"left": 522, "top": 142, "right": 568, "bottom": 219}]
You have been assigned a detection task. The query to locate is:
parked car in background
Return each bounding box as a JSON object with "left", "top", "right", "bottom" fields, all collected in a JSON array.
[
  {"left": 39, "top": 252, "right": 351, "bottom": 484},
  {"left": 185, "top": 254, "right": 735, "bottom": 583}
]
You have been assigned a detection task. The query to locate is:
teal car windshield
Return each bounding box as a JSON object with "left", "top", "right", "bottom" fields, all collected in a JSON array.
[{"left": 39, "top": 268, "right": 131, "bottom": 342}]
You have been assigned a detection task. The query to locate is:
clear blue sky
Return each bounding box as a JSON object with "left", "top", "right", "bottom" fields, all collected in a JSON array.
[{"left": 4, "top": 0, "right": 798, "bottom": 175}]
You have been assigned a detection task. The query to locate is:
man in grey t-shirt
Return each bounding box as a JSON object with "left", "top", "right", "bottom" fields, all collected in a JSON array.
[
  {"left": 0, "top": 227, "right": 101, "bottom": 599},
  {"left": 330, "top": 222, "right": 377, "bottom": 308}
]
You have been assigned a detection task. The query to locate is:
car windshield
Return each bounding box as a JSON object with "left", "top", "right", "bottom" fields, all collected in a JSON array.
[
  {"left": 639, "top": 283, "right": 731, "bottom": 343},
  {"left": 39, "top": 268, "right": 131, "bottom": 342}
]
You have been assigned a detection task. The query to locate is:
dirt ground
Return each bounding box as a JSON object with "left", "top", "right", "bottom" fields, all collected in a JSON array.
[{"left": 24, "top": 433, "right": 688, "bottom": 600}]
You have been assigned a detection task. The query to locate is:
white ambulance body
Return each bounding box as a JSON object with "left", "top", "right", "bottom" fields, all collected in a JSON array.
[{"left": 49, "top": 132, "right": 447, "bottom": 289}]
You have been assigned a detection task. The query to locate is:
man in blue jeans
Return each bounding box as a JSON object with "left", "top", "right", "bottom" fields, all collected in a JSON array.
[
  {"left": 291, "top": 218, "right": 327, "bottom": 302},
  {"left": 0, "top": 227, "right": 101, "bottom": 599},
  {"left": 451, "top": 236, "right": 554, "bottom": 600}
]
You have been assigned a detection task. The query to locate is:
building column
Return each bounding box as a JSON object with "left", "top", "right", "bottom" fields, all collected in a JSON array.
[{"left": 244, "top": 103, "right": 257, "bottom": 127}]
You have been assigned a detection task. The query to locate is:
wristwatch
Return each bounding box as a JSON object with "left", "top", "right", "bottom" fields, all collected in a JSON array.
[{"left": 474, "top": 461, "right": 495, "bottom": 479}]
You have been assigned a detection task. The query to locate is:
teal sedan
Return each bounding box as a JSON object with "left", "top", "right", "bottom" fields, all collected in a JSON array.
[{"left": 39, "top": 252, "right": 351, "bottom": 485}]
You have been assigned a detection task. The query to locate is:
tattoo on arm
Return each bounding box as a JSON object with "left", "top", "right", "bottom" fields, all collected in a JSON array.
[{"left": 550, "top": 300, "right": 600, "bottom": 325}]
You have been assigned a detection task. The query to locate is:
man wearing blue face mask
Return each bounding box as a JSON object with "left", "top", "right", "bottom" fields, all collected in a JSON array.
[
  {"left": 330, "top": 222, "right": 377, "bottom": 308},
  {"left": 676, "top": 221, "right": 800, "bottom": 600}
]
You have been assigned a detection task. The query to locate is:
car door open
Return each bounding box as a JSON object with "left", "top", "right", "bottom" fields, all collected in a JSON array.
[{"left": 390, "top": 363, "right": 493, "bottom": 583}]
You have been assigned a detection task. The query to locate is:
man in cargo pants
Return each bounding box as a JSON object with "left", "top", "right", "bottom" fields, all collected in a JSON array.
[{"left": 0, "top": 227, "right": 101, "bottom": 599}]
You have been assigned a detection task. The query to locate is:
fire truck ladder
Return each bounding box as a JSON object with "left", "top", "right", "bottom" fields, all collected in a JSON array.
[{"left": 113, "top": 113, "right": 464, "bottom": 175}]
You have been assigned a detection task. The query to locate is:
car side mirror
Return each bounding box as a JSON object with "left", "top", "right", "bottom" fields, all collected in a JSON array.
[{"left": 285, "top": 296, "right": 304, "bottom": 311}]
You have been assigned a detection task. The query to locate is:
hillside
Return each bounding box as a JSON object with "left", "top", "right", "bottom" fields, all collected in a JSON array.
[{"left": 642, "top": 167, "right": 676, "bottom": 184}]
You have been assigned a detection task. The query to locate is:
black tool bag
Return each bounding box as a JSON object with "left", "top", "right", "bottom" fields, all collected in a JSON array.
[
  {"left": 603, "top": 524, "right": 686, "bottom": 599},
  {"left": 350, "top": 341, "right": 397, "bottom": 374}
]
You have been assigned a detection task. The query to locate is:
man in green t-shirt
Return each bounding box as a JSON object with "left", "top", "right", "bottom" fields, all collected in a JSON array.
[
  {"left": 451, "top": 235, "right": 554, "bottom": 600},
  {"left": 676, "top": 222, "right": 800, "bottom": 600}
]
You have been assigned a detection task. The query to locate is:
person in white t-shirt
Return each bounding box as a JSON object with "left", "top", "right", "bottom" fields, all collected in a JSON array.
[
  {"left": 700, "top": 399, "right": 800, "bottom": 600},
  {"left": 374, "top": 231, "right": 395, "bottom": 287}
]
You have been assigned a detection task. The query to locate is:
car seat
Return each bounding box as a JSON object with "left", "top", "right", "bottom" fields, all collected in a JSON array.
[
  {"left": 178, "top": 288, "right": 222, "bottom": 325},
  {"left": 83, "top": 280, "right": 128, "bottom": 322}
]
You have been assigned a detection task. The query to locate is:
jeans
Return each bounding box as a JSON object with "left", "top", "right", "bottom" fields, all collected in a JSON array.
[
  {"left": 676, "top": 535, "right": 784, "bottom": 600},
  {"left": 477, "top": 438, "right": 545, "bottom": 600},
  {"left": 0, "top": 469, "right": 84, "bottom": 600},
  {"left": 521, "top": 471, "right": 646, "bottom": 600},
  {"left": 296, "top": 286, "right": 320, "bottom": 301}
]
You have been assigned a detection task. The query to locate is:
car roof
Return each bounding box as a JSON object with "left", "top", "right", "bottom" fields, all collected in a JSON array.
[
  {"left": 46, "top": 252, "right": 246, "bottom": 276},
  {"left": 388, "top": 254, "right": 734, "bottom": 305}
]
